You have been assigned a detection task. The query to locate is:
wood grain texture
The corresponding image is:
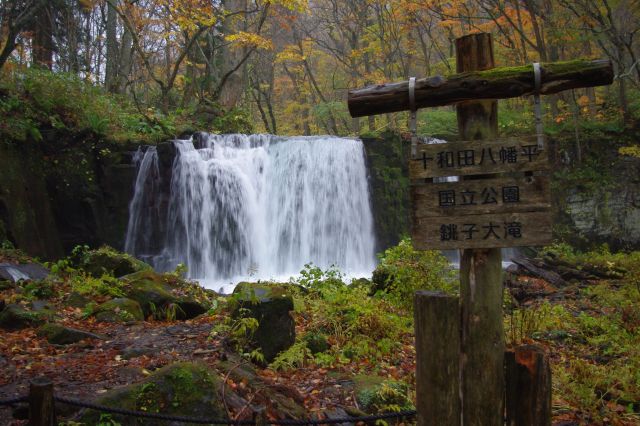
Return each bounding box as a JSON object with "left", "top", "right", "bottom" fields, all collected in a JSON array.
[
  {"left": 408, "top": 136, "right": 549, "bottom": 179},
  {"left": 412, "top": 211, "right": 552, "bottom": 250},
  {"left": 411, "top": 175, "right": 551, "bottom": 218},
  {"left": 505, "top": 345, "right": 552, "bottom": 426},
  {"left": 347, "top": 59, "right": 613, "bottom": 117},
  {"left": 29, "top": 377, "right": 56, "bottom": 426},
  {"left": 456, "top": 33, "right": 504, "bottom": 426},
  {"left": 414, "top": 291, "right": 461, "bottom": 426}
]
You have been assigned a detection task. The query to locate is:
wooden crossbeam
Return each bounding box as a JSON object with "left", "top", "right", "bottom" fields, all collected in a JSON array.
[{"left": 347, "top": 59, "right": 613, "bottom": 117}]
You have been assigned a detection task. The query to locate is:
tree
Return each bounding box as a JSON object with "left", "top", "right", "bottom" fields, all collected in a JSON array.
[{"left": 0, "top": 0, "right": 49, "bottom": 70}]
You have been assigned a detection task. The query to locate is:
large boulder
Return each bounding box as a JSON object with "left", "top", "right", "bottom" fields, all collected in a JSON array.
[
  {"left": 77, "top": 246, "right": 151, "bottom": 278},
  {"left": 0, "top": 304, "right": 44, "bottom": 330},
  {"left": 93, "top": 298, "right": 144, "bottom": 323},
  {"left": 232, "top": 282, "right": 296, "bottom": 362},
  {"left": 78, "top": 362, "right": 229, "bottom": 425},
  {"left": 37, "top": 323, "right": 104, "bottom": 345}
]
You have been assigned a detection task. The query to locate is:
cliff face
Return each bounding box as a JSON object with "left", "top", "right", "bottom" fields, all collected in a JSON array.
[
  {"left": 0, "top": 131, "right": 138, "bottom": 259},
  {"left": 558, "top": 157, "right": 640, "bottom": 251},
  {"left": 361, "top": 132, "right": 410, "bottom": 253}
]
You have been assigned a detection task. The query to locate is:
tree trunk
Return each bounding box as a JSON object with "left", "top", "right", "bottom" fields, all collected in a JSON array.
[
  {"left": 32, "top": 3, "right": 53, "bottom": 69},
  {"left": 219, "top": 0, "right": 248, "bottom": 109},
  {"left": 105, "top": 1, "right": 119, "bottom": 91}
]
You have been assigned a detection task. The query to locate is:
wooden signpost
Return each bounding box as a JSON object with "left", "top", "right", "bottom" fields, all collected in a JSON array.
[{"left": 348, "top": 32, "right": 613, "bottom": 426}]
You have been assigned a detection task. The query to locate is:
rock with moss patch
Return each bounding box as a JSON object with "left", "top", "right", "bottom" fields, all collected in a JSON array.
[
  {"left": 37, "top": 323, "right": 104, "bottom": 345},
  {"left": 121, "top": 270, "right": 208, "bottom": 319},
  {"left": 352, "top": 375, "right": 414, "bottom": 414},
  {"left": 78, "top": 246, "right": 151, "bottom": 278},
  {"left": 232, "top": 282, "right": 296, "bottom": 362},
  {"left": 78, "top": 362, "right": 229, "bottom": 425},
  {"left": 93, "top": 298, "right": 144, "bottom": 323},
  {"left": 65, "top": 291, "right": 90, "bottom": 308},
  {"left": 176, "top": 298, "right": 208, "bottom": 319},
  {"left": 122, "top": 270, "right": 175, "bottom": 316},
  {"left": 0, "top": 304, "right": 45, "bottom": 330}
]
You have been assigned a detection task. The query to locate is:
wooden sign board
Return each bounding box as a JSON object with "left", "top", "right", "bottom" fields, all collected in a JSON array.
[
  {"left": 411, "top": 175, "right": 550, "bottom": 218},
  {"left": 412, "top": 211, "right": 552, "bottom": 250},
  {"left": 409, "top": 136, "right": 549, "bottom": 180}
]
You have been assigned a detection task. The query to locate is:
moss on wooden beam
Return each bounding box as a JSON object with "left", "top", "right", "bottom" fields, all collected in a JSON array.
[{"left": 348, "top": 59, "right": 613, "bottom": 118}]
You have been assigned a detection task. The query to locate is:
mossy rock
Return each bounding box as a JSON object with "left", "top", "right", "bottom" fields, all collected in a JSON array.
[
  {"left": 176, "top": 297, "right": 208, "bottom": 319},
  {"left": 78, "top": 362, "right": 229, "bottom": 425},
  {"left": 37, "top": 323, "right": 104, "bottom": 345},
  {"left": 232, "top": 282, "right": 295, "bottom": 362},
  {"left": 353, "top": 375, "right": 414, "bottom": 414},
  {"left": 79, "top": 246, "right": 151, "bottom": 278},
  {"left": 93, "top": 298, "right": 144, "bottom": 323},
  {"left": 121, "top": 271, "right": 209, "bottom": 320},
  {"left": 65, "top": 291, "right": 90, "bottom": 308},
  {"left": 0, "top": 304, "right": 45, "bottom": 331}
]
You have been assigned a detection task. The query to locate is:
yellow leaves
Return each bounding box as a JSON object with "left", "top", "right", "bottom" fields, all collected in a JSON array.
[
  {"left": 226, "top": 32, "right": 274, "bottom": 50},
  {"left": 275, "top": 45, "right": 305, "bottom": 63},
  {"left": 267, "top": 0, "right": 308, "bottom": 12},
  {"left": 619, "top": 146, "right": 640, "bottom": 158}
]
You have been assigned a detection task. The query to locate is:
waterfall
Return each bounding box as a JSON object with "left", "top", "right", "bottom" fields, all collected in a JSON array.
[{"left": 125, "top": 134, "right": 376, "bottom": 291}]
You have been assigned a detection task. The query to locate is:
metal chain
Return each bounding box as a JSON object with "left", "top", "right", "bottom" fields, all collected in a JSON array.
[
  {"left": 0, "top": 395, "right": 28, "bottom": 406},
  {"left": 55, "top": 395, "right": 417, "bottom": 425},
  {"left": 533, "top": 62, "right": 544, "bottom": 149}
]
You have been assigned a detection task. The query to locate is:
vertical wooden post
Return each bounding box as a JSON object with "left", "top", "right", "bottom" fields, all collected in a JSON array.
[
  {"left": 505, "top": 345, "right": 552, "bottom": 426},
  {"left": 456, "top": 33, "right": 505, "bottom": 426},
  {"left": 414, "top": 291, "right": 460, "bottom": 426},
  {"left": 254, "top": 406, "right": 268, "bottom": 426},
  {"left": 29, "top": 377, "right": 56, "bottom": 426}
]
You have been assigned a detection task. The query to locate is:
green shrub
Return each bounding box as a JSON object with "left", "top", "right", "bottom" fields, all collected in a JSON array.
[{"left": 374, "top": 237, "right": 458, "bottom": 310}]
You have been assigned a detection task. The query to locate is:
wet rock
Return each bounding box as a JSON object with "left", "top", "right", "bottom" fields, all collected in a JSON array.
[
  {"left": 93, "top": 298, "right": 144, "bottom": 323},
  {"left": 0, "top": 263, "right": 49, "bottom": 283},
  {"left": 232, "top": 282, "right": 295, "bottom": 362},
  {"left": 0, "top": 304, "right": 44, "bottom": 330},
  {"left": 37, "top": 323, "right": 104, "bottom": 345},
  {"left": 78, "top": 362, "right": 229, "bottom": 426}
]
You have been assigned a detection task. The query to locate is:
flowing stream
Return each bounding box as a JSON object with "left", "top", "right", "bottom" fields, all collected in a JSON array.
[{"left": 125, "top": 134, "right": 376, "bottom": 292}]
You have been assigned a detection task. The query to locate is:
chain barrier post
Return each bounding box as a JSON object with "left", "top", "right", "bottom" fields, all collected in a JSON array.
[{"left": 29, "top": 377, "right": 56, "bottom": 426}]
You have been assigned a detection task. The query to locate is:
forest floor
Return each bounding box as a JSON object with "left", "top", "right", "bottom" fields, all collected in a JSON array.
[{"left": 1, "top": 245, "right": 639, "bottom": 426}]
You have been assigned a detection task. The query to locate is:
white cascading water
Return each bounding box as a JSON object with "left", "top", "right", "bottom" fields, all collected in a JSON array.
[{"left": 125, "top": 134, "right": 376, "bottom": 292}]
